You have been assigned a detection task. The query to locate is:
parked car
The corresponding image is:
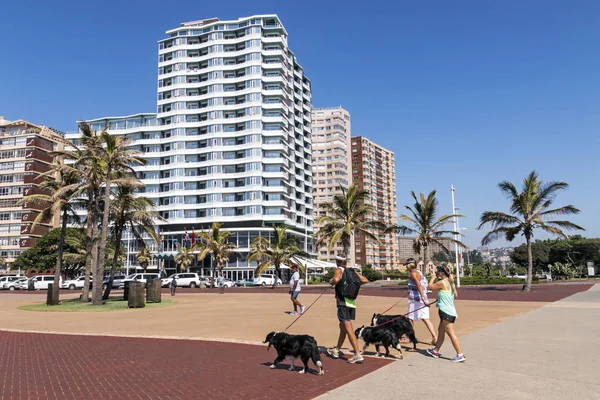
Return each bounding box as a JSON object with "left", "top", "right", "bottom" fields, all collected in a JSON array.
[
  {"left": 29, "top": 275, "right": 63, "bottom": 290},
  {"left": 222, "top": 279, "right": 235, "bottom": 288},
  {"left": 199, "top": 277, "right": 212, "bottom": 286},
  {"left": 160, "top": 273, "right": 201, "bottom": 288},
  {"left": 103, "top": 275, "right": 126, "bottom": 290},
  {"left": 120, "top": 273, "right": 160, "bottom": 288},
  {"left": 253, "top": 274, "right": 282, "bottom": 286},
  {"left": 0, "top": 276, "right": 21, "bottom": 289},
  {"left": 235, "top": 279, "right": 260, "bottom": 287},
  {"left": 5, "top": 277, "right": 27, "bottom": 291},
  {"left": 61, "top": 276, "right": 89, "bottom": 290}
]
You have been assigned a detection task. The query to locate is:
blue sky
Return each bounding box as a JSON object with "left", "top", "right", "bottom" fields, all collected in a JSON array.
[{"left": 1, "top": 0, "right": 598, "bottom": 247}]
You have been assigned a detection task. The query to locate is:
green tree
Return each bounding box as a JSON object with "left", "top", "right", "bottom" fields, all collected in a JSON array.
[
  {"left": 174, "top": 246, "right": 194, "bottom": 273},
  {"left": 510, "top": 241, "right": 550, "bottom": 275},
  {"left": 103, "top": 182, "right": 161, "bottom": 299},
  {"left": 248, "top": 225, "right": 306, "bottom": 288},
  {"left": 316, "top": 184, "right": 385, "bottom": 258},
  {"left": 389, "top": 190, "right": 464, "bottom": 273},
  {"left": 18, "top": 164, "right": 80, "bottom": 305},
  {"left": 94, "top": 131, "right": 144, "bottom": 305},
  {"left": 13, "top": 228, "right": 87, "bottom": 277},
  {"left": 479, "top": 170, "right": 584, "bottom": 291},
  {"left": 194, "top": 222, "right": 237, "bottom": 288},
  {"left": 432, "top": 251, "right": 450, "bottom": 263},
  {"left": 136, "top": 246, "right": 152, "bottom": 272}
]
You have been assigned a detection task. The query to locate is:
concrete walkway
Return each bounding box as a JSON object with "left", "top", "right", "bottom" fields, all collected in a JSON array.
[{"left": 318, "top": 284, "right": 600, "bottom": 400}]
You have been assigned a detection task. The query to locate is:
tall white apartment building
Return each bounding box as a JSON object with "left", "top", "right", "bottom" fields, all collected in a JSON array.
[
  {"left": 66, "top": 15, "right": 314, "bottom": 280},
  {"left": 310, "top": 107, "right": 353, "bottom": 265}
]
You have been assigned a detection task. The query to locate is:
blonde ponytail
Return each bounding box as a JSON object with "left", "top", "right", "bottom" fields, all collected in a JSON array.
[{"left": 448, "top": 273, "right": 458, "bottom": 298}]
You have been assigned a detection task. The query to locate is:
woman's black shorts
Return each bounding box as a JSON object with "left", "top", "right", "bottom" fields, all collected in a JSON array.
[{"left": 439, "top": 310, "right": 456, "bottom": 323}]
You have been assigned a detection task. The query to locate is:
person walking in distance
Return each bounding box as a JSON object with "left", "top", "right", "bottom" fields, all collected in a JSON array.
[
  {"left": 406, "top": 258, "right": 437, "bottom": 345},
  {"left": 170, "top": 276, "right": 177, "bottom": 296},
  {"left": 218, "top": 274, "right": 225, "bottom": 294},
  {"left": 427, "top": 265, "right": 466, "bottom": 363},
  {"left": 327, "top": 255, "right": 369, "bottom": 364},
  {"left": 289, "top": 264, "right": 305, "bottom": 315}
]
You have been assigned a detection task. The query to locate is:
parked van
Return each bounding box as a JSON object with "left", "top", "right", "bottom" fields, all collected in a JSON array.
[
  {"left": 30, "top": 275, "right": 63, "bottom": 290},
  {"left": 253, "top": 274, "right": 282, "bottom": 286},
  {"left": 120, "top": 273, "right": 160, "bottom": 288}
]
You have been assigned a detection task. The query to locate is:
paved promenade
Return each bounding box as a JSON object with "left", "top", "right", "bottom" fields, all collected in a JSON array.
[{"left": 317, "top": 284, "right": 600, "bottom": 400}]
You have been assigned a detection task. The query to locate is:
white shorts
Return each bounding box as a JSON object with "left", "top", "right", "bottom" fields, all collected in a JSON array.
[{"left": 408, "top": 299, "right": 430, "bottom": 321}]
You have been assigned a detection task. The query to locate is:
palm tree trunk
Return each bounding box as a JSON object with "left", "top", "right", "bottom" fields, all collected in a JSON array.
[
  {"left": 81, "top": 200, "right": 97, "bottom": 302},
  {"left": 51, "top": 208, "right": 68, "bottom": 305},
  {"left": 103, "top": 225, "right": 122, "bottom": 300},
  {"left": 272, "top": 263, "right": 280, "bottom": 289},
  {"left": 422, "top": 246, "right": 428, "bottom": 275},
  {"left": 93, "top": 172, "right": 112, "bottom": 305},
  {"left": 211, "top": 258, "right": 216, "bottom": 288},
  {"left": 524, "top": 235, "right": 533, "bottom": 292}
]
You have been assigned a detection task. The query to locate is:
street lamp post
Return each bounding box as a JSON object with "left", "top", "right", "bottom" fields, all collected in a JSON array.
[{"left": 451, "top": 185, "right": 461, "bottom": 288}]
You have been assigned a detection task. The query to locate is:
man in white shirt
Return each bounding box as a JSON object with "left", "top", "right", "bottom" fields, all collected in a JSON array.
[{"left": 289, "top": 264, "right": 304, "bottom": 315}]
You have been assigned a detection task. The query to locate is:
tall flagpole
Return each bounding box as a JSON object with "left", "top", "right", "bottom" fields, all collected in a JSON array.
[{"left": 451, "top": 185, "right": 461, "bottom": 288}]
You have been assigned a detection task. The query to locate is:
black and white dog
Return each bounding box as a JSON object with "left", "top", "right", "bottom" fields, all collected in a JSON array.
[
  {"left": 355, "top": 325, "right": 404, "bottom": 359},
  {"left": 371, "top": 313, "right": 418, "bottom": 350},
  {"left": 264, "top": 331, "right": 324, "bottom": 375}
]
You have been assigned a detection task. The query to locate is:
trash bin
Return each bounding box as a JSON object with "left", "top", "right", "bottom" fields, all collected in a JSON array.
[
  {"left": 28, "top": 279, "right": 35, "bottom": 291},
  {"left": 128, "top": 282, "right": 145, "bottom": 308},
  {"left": 124, "top": 281, "right": 130, "bottom": 300},
  {"left": 146, "top": 279, "right": 161, "bottom": 303},
  {"left": 46, "top": 283, "right": 54, "bottom": 305}
]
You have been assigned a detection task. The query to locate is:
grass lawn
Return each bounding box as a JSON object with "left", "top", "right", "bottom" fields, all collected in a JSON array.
[{"left": 18, "top": 297, "right": 176, "bottom": 312}]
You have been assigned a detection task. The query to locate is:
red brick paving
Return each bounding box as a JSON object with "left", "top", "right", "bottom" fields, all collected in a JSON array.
[
  {"left": 2, "top": 282, "right": 593, "bottom": 302},
  {"left": 0, "top": 330, "right": 391, "bottom": 400}
]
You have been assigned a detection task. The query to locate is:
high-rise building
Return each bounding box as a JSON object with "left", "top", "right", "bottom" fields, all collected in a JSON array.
[
  {"left": 0, "top": 117, "right": 63, "bottom": 271},
  {"left": 310, "top": 106, "right": 353, "bottom": 264},
  {"left": 66, "top": 15, "right": 314, "bottom": 280},
  {"left": 397, "top": 236, "right": 455, "bottom": 261},
  {"left": 350, "top": 136, "right": 398, "bottom": 270}
]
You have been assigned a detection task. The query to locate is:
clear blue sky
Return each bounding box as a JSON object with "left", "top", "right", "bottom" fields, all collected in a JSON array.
[{"left": 1, "top": 0, "right": 598, "bottom": 247}]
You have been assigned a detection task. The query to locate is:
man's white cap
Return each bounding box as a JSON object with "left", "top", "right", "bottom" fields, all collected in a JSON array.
[{"left": 335, "top": 255, "right": 347, "bottom": 262}]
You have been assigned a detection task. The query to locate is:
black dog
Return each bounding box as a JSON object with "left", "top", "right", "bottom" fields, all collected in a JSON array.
[
  {"left": 264, "top": 331, "right": 324, "bottom": 375},
  {"left": 371, "top": 313, "right": 418, "bottom": 350},
  {"left": 355, "top": 325, "right": 404, "bottom": 359}
]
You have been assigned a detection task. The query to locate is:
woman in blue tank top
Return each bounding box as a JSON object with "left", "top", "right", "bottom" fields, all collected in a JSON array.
[{"left": 426, "top": 265, "right": 466, "bottom": 363}]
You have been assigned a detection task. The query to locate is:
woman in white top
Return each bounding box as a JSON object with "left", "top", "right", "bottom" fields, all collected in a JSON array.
[{"left": 406, "top": 258, "right": 437, "bottom": 345}]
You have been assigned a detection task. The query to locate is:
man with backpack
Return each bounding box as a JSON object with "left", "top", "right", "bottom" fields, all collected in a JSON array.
[{"left": 327, "top": 255, "right": 370, "bottom": 364}]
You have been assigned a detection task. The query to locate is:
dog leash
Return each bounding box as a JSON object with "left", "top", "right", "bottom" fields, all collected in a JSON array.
[
  {"left": 281, "top": 286, "right": 331, "bottom": 333},
  {"left": 378, "top": 299, "right": 403, "bottom": 315},
  {"left": 375, "top": 301, "right": 438, "bottom": 328}
]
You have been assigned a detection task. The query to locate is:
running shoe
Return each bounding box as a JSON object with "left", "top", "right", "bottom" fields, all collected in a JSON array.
[
  {"left": 451, "top": 354, "right": 466, "bottom": 363},
  {"left": 427, "top": 348, "right": 440, "bottom": 359},
  {"left": 290, "top": 311, "right": 298, "bottom": 315},
  {"left": 300, "top": 306, "right": 305, "bottom": 314},
  {"left": 348, "top": 354, "right": 364, "bottom": 364},
  {"left": 327, "top": 347, "right": 340, "bottom": 359}
]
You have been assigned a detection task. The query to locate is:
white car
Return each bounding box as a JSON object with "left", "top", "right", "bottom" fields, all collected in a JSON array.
[
  {"left": 0, "top": 276, "right": 21, "bottom": 289},
  {"left": 4, "top": 277, "right": 27, "bottom": 291},
  {"left": 253, "top": 274, "right": 282, "bottom": 286},
  {"left": 161, "top": 273, "right": 201, "bottom": 288},
  {"left": 29, "top": 275, "right": 63, "bottom": 290},
  {"left": 120, "top": 273, "right": 160, "bottom": 288},
  {"left": 60, "top": 276, "right": 88, "bottom": 290}
]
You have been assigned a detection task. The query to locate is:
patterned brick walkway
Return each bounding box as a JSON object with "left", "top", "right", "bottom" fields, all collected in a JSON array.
[{"left": 0, "top": 331, "right": 391, "bottom": 400}]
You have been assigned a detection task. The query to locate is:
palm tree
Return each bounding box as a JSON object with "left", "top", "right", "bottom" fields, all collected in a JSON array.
[
  {"left": 248, "top": 225, "right": 307, "bottom": 288},
  {"left": 174, "top": 246, "right": 194, "bottom": 273},
  {"left": 53, "top": 122, "right": 105, "bottom": 302},
  {"left": 136, "top": 246, "right": 152, "bottom": 272},
  {"left": 387, "top": 190, "right": 464, "bottom": 273},
  {"left": 478, "top": 170, "right": 584, "bottom": 291},
  {"left": 316, "top": 184, "right": 386, "bottom": 259},
  {"left": 94, "top": 131, "right": 144, "bottom": 305},
  {"left": 193, "top": 222, "right": 237, "bottom": 288},
  {"left": 18, "top": 163, "right": 80, "bottom": 305},
  {"left": 103, "top": 182, "right": 161, "bottom": 299}
]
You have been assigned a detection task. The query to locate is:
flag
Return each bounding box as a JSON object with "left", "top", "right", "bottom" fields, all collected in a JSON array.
[
  {"left": 191, "top": 228, "right": 196, "bottom": 245},
  {"left": 183, "top": 228, "right": 189, "bottom": 246}
]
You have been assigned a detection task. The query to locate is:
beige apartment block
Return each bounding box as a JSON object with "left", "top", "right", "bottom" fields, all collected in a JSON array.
[
  {"left": 397, "top": 235, "right": 456, "bottom": 262},
  {"left": 351, "top": 136, "right": 398, "bottom": 270},
  {"left": 0, "top": 117, "right": 63, "bottom": 271},
  {"left": 311, "top": 107, "right": 354, "bottom": 265}
]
